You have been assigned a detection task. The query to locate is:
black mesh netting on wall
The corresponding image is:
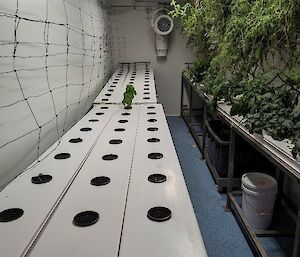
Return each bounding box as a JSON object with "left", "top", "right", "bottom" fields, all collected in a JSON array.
[{"left": 0, "top": 0, "right": 113, "bottom": 187}]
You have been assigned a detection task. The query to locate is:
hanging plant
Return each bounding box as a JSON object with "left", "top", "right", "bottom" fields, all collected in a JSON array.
[{"left": 170, "top": 0, "right": 300, "bottom": 158}]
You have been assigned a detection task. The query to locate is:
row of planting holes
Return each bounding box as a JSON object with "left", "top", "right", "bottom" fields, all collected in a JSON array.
[
  {"left": 0, "top": 105, "right": 171, "bottom": 225},
  {"left": 102, "top": 68, "right": 152, "bottom": 102},
  {"left": 128, "top": 69, "right": 151, "bottom": 100},
  {"left": 0, "top": 106, "right": 109, "bottom": 225},
  {"left": 101, "top": 69, "right": 124, "bottom": 102}
]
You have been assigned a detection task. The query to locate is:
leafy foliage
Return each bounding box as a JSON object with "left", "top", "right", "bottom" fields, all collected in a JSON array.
[
  {"left": 170, "top": 0, "right": 300, "bottom": 158},
  {"left": 122, "top": 84, "right": 137, "bottom": 109}
]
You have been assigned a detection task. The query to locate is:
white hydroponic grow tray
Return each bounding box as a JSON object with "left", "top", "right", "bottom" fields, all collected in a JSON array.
[
  {"left": 94, "top": 63, "right": 157, "bottom": 104},
  {"left": 24, "top": 104, "right": 207, "bottom": 257},
  {"left": 0, "top": 104, "right": 117, "bottom": 257}
]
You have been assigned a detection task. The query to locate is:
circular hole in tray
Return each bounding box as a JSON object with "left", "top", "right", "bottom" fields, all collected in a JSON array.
[
  {"left": 148, "top": 174, "right": 167, "bottom": 183},
  {"left": 69, "top": 137, "right": 83, "bottom": 143},
  {"left": 147, "top": 127, "right": 158, "bottom": 131},
  {"left": 147, "top": 138, "right": 160, "bottom": 143},
  {"left": 147, "top": 207, "right": 171, "bottom": 222},
  {"left": 148, "top": 152, "right": 163, "bottom": 159},
  {"left": 147, "top": 119, "right": 157, "bottom": 122},
  {"left": 89, "top": 119, "right": 99, "bottom": 122},
  {"left": 114, "top": 128, "right": 125, "bottom": 132},
  {"left": 143, "top": 97, "right": 150, "bottom": 100},
  {"left": 144, "top": 88, "right": 149, "bottom": 91},
  {"left": 102, "top": 154, "right": 118, "bottom": 160},
  {"left": 144, "top": 84, "right": 149, "bottom": 87},
  {"left": 54, "top": 153, "right": 71, "bottom": 159},
  {"left": 105, "top": 94, "right": 111, "bottom": 97},
  {"left": 108, "top": 89, "right": 114, "bottom": 92},
  {"left": 109, "top": 139, "right": 123, "bottom": 144},
  {"left": 147, "top": 106, "right": 155, "bottom": 109},
  {"left": 96, "top": 112, "right": 104, "bottom": 115},
  {"left": 147, "top": 112, "right": 156, "bottom": 115},
  {"left": 73, "top": 211, "right": 99, "bottom": 227},
  {"left": 122, "top": 112, "right": 130, "bottom": 116},
  {"left": 144, "top": 92, "right": 150, "bottom": 95},
  {"left": 0, "top": 208, "right": 24, "bottom": 222},
  {"left": 80, "top": 127, "right": 92, "bottom": 131},
  {"left": 31, "top": 174, "right": 52, "bottom": 184},
  {"left": 101, "top": 106, "right": 108, "bottom": 109},
  {"left": 118, "top": 119, "right": 128, "bottom": 123},
  {"left": 91, "top": 176, "right": 110, "bottom": 186}
]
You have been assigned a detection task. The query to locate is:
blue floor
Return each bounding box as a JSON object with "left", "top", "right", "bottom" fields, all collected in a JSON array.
[{"left": 167, "top": 116, "right": 292, "bottom": 257}]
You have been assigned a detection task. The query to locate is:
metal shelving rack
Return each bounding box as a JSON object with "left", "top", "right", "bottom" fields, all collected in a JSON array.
[{"left": 181, "top": 72, "right": 300, "bottom": 257}]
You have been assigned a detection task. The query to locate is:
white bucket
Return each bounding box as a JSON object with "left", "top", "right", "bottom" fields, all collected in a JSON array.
[{"left": 242, "top": 172, "right": 278, "bottom": 229}]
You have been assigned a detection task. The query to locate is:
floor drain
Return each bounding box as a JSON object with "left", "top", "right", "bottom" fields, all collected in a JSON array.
[
  {"left": 147, "top": 119, "right": 157, "bottom": 122},
  {"left": 109, "top": 139, "right": 122, "bottom": 144},
  {"left": 122, "top": 113, "right": 130, "bottom": 116},
  {"left": 91, "top": 176, "right": 110, "bottom": 186},
  {"left": 80, "top": 127, "right": 92, "bottom": 131},
  {"left": 73, "top": 211, "right": 99, "bottom": 227},
  {"left": 54, "top": 153, "right": 70, "bottom": 159},
  {"left": 69, "top": 138, "right": 83, "bottom": 143},
  {"left": 148, "top": 174, "right": 166, "bottom": 183},
  {"left": 147, "top": 106, "right": 155, "bottom": 109},
  {"left": 147, "top": 207, "right": 171, "bottom": 222},
  {"left": 101, "top": 106, "right": 108, "bottom": 109},
  {"left": 105, "top": 93, "right": 111, "bottom": 96},
  {"left": 114, "top": 128, "right": 125, "bottom": 132},
  {"left": 147, "top": 127, "right": 158, "bottom": 131},
  {"left": 32, "top": 174, "right": 52, "bottom": 184},
  {"left": 102, "top": 154, "right": 118, "bottom": 160},
  {"left": 89, "top": 119, "right": 99, "bottom": 122},
  {"left": 143, "top": 97, "right": 150, "bottom": 100},
  {"left": 148, "top": 152, "right": 163, "bottom": 159},
  {"left": 147, "top": 138, "right": 160, "bottom": 143},
  {"left": 118, "top": 119, "right": 128, "bottom": 123},
  {"left": 147, "top": 112, "right": 156, "bottom": 115},
  {"left": 0, "top": 208, "right": 24, "bottom": 222}
]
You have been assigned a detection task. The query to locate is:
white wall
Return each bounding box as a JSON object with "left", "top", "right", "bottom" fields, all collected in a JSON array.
[
  {"left": 0, "top": 0, "right": 113, "bottom": 189},
  {"left": 110, "top": 7, "right": 195, "bottom": 116}
]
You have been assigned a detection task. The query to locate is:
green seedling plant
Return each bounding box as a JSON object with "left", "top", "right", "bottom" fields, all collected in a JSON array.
[{"left": 122, "top": 84, "right": 137, "bottom": 109}]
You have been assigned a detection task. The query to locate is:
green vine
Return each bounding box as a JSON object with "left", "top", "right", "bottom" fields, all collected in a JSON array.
[{"left": 170, "top": 0, "right": 300, "bottom": 158}]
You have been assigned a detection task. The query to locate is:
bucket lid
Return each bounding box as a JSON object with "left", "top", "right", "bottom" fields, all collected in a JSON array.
[{"left": 242, "top": 172, "right": 278, "bottom": 194}]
